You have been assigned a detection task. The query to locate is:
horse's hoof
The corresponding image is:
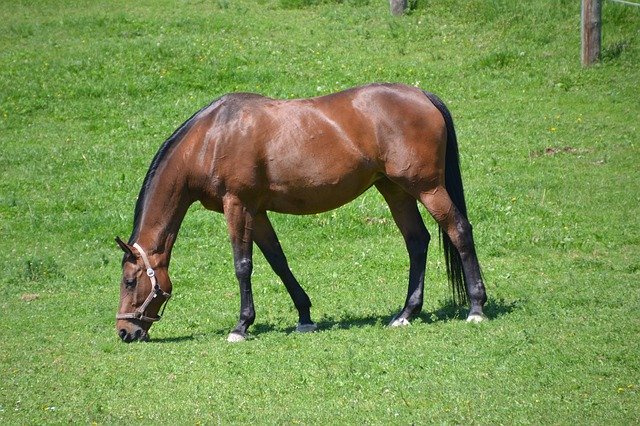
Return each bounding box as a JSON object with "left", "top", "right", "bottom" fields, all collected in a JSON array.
[
  {"left": 296, "top": 322, "right": 318, "bottom": 333},
  {"left": 389, "top": 316, "right": 411, "bottom": 327},
  {"left": 466, "top": 313, "right": 487, "bottom": 323},
  {"left": 227, "top": 332, "right": 247, "bottom": 342}
]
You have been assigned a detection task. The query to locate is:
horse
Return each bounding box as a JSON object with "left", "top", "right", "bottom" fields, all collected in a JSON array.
[{"left": 115, "top": 83, "right": 487, "bottom": 343}]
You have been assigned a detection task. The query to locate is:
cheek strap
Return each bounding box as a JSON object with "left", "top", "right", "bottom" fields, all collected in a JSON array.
[{"left": 116, "top": 244, "right": 171, "bottom": 323}]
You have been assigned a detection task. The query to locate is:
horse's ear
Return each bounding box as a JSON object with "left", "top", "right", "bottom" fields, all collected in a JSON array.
[{"left": 115, "top": 236, "right": 134, "bottom": 257}]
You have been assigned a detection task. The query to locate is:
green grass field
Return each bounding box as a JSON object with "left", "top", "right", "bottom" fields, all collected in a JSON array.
[{"left": 1, "top": 0, "right": 639, "bottom": 423}]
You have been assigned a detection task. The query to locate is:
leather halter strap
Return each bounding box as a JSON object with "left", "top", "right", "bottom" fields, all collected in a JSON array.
[{"left": 116, "top": 243, "right": 171, "bottom": 323}]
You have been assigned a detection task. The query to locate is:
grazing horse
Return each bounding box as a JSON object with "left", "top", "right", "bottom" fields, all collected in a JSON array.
[{"left": 115, "top": 83, "right": 487, "bottom": 343}]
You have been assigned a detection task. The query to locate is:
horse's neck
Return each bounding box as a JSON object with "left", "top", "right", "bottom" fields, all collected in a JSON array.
[{"left": 132, "top": 152, "right": 193, "bottom": 264}]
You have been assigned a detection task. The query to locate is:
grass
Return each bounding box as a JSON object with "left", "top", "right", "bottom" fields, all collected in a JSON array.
[{"left": 1, "top": 0, "right": 639, "bottom": 423}]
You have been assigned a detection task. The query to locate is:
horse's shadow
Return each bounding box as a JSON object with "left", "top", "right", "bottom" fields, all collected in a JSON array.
[
  {"left": 150, "top": 334, "right": 197, "bottom": 344},
  {"left": 420, "top": 297, "right": 519, "bottom": 324},
  {"left": 150, "top": 298, "right": 519, "bottom": 342},
  {"left": 308, "top": 297, "right": 519, "bottom": 332}
]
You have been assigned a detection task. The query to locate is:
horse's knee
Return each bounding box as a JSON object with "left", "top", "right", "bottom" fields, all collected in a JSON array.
[{"left": 234, "top": 258, "right": 253, "bottom": 280}]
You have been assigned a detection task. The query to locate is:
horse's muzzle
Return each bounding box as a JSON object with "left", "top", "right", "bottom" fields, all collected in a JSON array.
[{"left": 118, "top": 328, "right": 149, "bottom": 343}]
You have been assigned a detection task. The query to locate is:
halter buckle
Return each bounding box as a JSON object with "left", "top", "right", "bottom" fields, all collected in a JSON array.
[{"left": 146, "top": 268, "right": 155, "bottom": 278}]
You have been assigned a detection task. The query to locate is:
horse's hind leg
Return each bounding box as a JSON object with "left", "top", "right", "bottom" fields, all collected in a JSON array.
[
  {"left": 253, "top": 212, "right": 316, "bottom": 332},
  {"left": 420, "top": 186, "right": 487, "bottom": 321},
  {"left": 375, "top": 179, "right": 430, "bottom": 326}
]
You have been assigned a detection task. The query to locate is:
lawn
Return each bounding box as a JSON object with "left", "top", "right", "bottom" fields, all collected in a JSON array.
[{"left": 1, "top": 0, "right": 639, "bottom": 423}]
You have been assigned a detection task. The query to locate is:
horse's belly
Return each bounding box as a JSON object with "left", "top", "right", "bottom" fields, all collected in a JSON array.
[
  {"left": 264, "top": 168, "right": 379, "bottom": 215},
  {"left": 266, "top": 187, "right": 370, "bottom": 214}
]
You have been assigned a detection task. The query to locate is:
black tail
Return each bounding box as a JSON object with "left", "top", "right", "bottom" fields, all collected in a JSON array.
[{"left": 423, "top": 91, "right": 469, "bottom": 306}]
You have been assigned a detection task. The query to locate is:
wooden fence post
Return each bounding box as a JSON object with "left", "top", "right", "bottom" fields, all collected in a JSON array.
[
  {"left": 581, "top": 0, "right": 602, "bottom": 66},
  {"left": 389, "top": 0, "right": 407, "bottom": 16}
]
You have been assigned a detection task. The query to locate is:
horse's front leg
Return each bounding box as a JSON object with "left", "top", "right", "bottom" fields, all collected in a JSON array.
[
  {"left": 223, "top": 195, "right": 256, "bottom": 342},
  {"left": 253, "top": 212, "right": 316, "bottom": 333}
]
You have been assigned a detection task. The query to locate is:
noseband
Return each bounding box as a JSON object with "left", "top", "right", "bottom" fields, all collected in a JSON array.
[{"left": 116, "top": 243, "right": 172, "bottom": 323}]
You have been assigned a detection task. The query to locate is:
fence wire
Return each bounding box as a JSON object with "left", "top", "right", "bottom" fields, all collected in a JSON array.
[{"left": 609, "top": 0, "right": 640, "bottom": 7}]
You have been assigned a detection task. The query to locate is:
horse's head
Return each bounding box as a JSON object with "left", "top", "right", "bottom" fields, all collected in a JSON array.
[{"left": 115, "top": 237, "right": 172, "bottom": 342}]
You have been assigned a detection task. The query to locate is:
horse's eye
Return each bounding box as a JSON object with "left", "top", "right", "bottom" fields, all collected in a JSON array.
[{"left": 125, "top": 278, "right": 137, "bottom": 288}]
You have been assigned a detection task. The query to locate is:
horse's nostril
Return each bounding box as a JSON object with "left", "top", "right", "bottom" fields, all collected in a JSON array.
[
  {"left": 118, "top": 327, "right": 147, "bottom": 342},
  {"left": 119, "top": 329, "right": 137, "bottom": 343}
]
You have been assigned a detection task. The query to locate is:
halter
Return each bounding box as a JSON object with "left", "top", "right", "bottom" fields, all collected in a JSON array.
[{"left": 116, "top": 243, "right": 172, "bottom": 323}]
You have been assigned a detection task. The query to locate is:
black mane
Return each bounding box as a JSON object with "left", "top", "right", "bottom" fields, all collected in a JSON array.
[{"left": 128, "top": 97, "right": 224, "bottom": 243}]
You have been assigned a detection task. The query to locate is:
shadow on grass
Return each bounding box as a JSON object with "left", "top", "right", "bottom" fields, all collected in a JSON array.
[
  {"left": 416, "top": 297, "right": 520, "bottom": 324},
  {"left": 149, "top": 298, "right": 520, "bottom": 341},
  {"left": 150, "top": 334, "right": 196, "bottom": 344},
  {"left": 301, "top": 297, "right": 520, "bottom": 333}
]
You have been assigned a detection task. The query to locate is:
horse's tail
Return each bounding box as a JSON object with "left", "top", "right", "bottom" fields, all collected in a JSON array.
[{"left": 423, "top": 91, "right": 469, "bottom": 306}]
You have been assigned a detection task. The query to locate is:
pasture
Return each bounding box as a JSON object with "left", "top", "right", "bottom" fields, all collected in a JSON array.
[{"left": 1, "top": 0, "right": 639, "bottom": 423}]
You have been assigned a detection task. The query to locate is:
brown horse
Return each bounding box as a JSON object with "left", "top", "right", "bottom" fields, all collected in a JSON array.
[{"left": 115, "top": 83, "right": 487, "bottom": 343}]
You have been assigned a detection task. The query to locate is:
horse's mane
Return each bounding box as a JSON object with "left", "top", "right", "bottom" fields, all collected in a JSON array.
[{"left": 129, "top": 97, "right": 224, "bottom": 243}]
